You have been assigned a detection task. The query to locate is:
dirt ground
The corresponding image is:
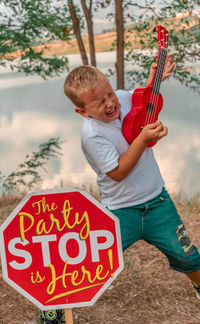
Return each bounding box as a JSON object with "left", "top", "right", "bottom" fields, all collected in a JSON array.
[{"left": 0, "top": 194, "right": 200, "bottom": 324}]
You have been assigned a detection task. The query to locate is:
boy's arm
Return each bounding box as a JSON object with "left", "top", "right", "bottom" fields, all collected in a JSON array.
[
  {"left": 107, "top": 120, "right": 168, "bottom": 181},
  {"left": 107, "top": 55, "right": 173, "bottom": 181}
]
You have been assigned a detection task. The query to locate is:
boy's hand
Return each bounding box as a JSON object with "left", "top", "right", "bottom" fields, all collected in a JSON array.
[
  {"left": 146, "top": 54, "right": 176, "bottom": 86},
  {"left": 107, "top": 120, "right": 168, "bottom": 181},
  {"left": 140, "top": 120, "right": 168, "bottom": 144},
  {"left": 162, "top": 54, "right": 176, "bottom": 80}
]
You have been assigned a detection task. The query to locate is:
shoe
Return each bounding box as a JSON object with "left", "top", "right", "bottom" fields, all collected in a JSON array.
[
  {"left": 40, "top": 310, "right": 65, "bottom": 323},
  {"left": 192, "top": 282, "right": 200, "bottom": 300}
]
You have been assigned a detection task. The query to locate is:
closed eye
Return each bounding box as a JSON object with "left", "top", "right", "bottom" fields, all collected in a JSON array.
[{"left": 98, "top": 98, "right": 105, "bottom": 107}]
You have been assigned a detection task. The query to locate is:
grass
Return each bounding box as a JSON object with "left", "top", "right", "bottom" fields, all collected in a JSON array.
[{"left": 0, "top": 190, "right": 200, "bottom": 323}]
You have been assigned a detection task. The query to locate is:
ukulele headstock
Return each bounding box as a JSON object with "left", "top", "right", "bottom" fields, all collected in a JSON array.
[{"left": 156, "top": 25, "right": 169, "bottom": 50}]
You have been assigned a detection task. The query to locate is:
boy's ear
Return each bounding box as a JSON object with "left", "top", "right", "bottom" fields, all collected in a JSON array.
[{"left": 75, "top": 107, "right": 89, "bottom": 117}]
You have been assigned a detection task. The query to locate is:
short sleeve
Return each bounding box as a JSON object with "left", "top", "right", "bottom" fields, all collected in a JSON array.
[{"left": 82, "top": 135, "right": 119, "bottom": 174}]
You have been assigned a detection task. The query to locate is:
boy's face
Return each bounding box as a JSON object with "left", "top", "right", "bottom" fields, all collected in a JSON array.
[{"left": 75, "top": 79, "right": 120, "bottom": 122}]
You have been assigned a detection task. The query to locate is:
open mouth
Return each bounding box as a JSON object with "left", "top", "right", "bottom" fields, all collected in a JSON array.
[{"left": 106, "top": 106, "right": 118, "bottom": 117}]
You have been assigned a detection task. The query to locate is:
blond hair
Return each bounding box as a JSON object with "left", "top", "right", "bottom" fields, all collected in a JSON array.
[{"left": 64, "top": 65, "right": 106, "bottom": 107}]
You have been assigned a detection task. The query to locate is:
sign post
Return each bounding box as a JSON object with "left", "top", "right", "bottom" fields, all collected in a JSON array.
[
  {"left": 65, "top": 309, "right": 73, "bottom": 324},
  {"left": 0, "top": 188, "right": 124, "bottom": 317}
]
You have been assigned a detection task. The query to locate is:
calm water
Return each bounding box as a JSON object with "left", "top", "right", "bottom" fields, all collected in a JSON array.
[{"left": 0, "top": 52, "right": 200, "bottom": 197}]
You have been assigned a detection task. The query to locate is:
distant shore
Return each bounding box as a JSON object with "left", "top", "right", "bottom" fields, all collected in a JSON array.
[{"left": 5, "top": 13, "right": 198, "bottom": 61}]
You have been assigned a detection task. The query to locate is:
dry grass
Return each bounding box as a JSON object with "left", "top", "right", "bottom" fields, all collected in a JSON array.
[
  {"left": 5, "top": 32, "right": 117, "bottom": 60},
  {"left": 0, "top": 193, "right": 200, "bottom": 323}
]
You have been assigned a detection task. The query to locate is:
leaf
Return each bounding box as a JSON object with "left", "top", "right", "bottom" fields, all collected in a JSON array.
[
  {"left": 0, "top": 0, "right": 72, "bottom": 78},
  {"left": 0, "top": 137, "right": 64, "bottom": 194}
]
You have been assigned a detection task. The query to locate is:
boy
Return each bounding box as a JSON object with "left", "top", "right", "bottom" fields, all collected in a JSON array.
[{"left": 64, "top": 59, "right": 200, "bottom": 299}]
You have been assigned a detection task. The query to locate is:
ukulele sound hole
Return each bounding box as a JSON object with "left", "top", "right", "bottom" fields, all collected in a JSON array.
[{"left": 147, "top": 103, "right": 154, "bottom": 114}]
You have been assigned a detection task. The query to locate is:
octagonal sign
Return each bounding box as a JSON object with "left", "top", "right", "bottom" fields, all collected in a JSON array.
[{"left": 0, "top": 188, "right": 123, "bottom": 310}]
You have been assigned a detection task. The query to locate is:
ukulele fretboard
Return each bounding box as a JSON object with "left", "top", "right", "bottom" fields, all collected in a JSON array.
[{"left": 152, "top": 47, "right": 168, "bottom": 94}]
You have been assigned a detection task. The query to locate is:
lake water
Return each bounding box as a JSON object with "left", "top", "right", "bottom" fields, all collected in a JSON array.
[{"left": 0, "top": 51, "right": 200, "bottom": 197}]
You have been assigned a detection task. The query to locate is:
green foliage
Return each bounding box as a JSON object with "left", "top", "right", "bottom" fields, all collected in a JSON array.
[
  {"left": 0, "top": 137, "right": 63, "bottom": 194},
  {"left": 122, "top": 0, "right": 200, "bottom": 92},
  {"left": 94, "top": 1, "right": 199, "bottom": 91},
  {"left": 159, "top": 0, "right": 197, "bottom": 17},
  {"left": 0, "top": 0, "right": 72, "bottom": 78},
  {"left": 1, "top": 0, "right": 199, "bottom": 89}
]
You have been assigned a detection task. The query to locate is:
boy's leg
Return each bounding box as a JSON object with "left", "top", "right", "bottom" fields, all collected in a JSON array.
[
  {"left": 185, "top": 270, "right": 200, "bottom": 299},
  {"left": 185, "top": 270, "right": 200, "bottom": 285},
  {"left": 142, "top": 188, "right": 200, "bottom": 295},
  {"left": 109, "top": 206, "right": 142, "bottom": 251}
]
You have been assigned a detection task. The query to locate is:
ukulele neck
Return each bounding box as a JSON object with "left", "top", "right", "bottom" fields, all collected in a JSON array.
[{"left": 151, "top": 47, "right": 168, "bottom": 94}]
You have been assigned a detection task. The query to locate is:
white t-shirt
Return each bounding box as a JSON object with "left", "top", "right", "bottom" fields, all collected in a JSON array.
[{"left": 81, "top": 89, "right": 164, "bottom": 210}]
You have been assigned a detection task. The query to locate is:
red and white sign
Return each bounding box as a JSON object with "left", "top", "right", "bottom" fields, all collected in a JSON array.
[{"left": 0, "top": 188, "right": 123, "bottom": 310}]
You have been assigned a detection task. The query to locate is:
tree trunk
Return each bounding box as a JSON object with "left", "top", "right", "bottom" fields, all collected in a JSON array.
[
  {"left": 115, "top": 0, "right": 124, "bottom": 89},
  {"left": 69, "top": 0, "right": 88, "bottom": 65},
  {"left": 81, "top": 0, "right": 96, "bottom": 67}
]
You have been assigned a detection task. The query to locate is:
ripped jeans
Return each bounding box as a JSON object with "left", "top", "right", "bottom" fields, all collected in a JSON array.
[{"left": 109, "top": 188, "right": 200, "bottom": 273}]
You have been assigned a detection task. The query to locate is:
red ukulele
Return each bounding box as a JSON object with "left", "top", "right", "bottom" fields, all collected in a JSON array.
[{"left": 122, "top": 25, "right": 169, "bottom": 147}]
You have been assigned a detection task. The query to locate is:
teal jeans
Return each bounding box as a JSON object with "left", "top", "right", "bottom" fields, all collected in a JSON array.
[{"left": 110, "top": 188, "right": 200, "bottom": 273}]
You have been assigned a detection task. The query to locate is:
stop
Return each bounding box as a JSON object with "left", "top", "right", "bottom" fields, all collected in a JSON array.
[{"left": 0, "top": 188, "right": 124, "bottom": 310}]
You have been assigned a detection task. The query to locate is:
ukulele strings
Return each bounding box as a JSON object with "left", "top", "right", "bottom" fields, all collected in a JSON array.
[
  {"left": 145, "top": 48, "right": 167, "bottom": 125},
  {"left": 144, "top": 48, "right": 167, "bottom": 126},
  {"left": 149, "top": 48, "right": 167, "bottom": 125},
  {"left": 145, "top": 48, "right": 167, "bottom": 126},
  {"left": 143, "top": 49, "right": 163, "bottom": 127}
]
